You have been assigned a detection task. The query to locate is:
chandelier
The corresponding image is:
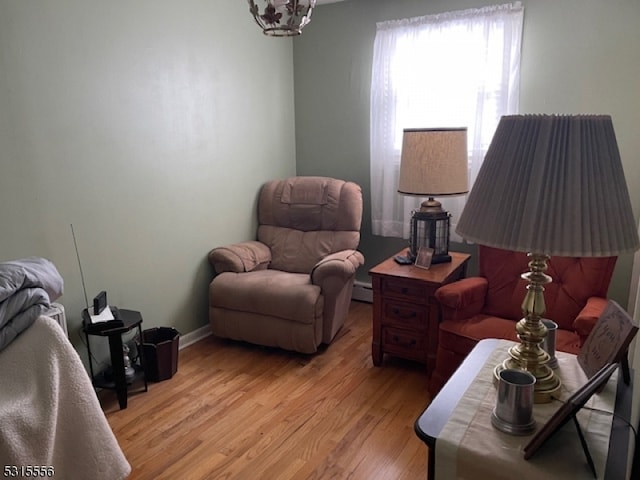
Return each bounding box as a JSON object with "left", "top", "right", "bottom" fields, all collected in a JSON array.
[{"left": 248, "top": 0, "right": 316, "bottom": 37}]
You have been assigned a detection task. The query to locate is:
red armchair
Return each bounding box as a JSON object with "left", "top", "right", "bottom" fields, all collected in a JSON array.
[{"left": 429, "top": 245, "right": 617, "bottom": 396}]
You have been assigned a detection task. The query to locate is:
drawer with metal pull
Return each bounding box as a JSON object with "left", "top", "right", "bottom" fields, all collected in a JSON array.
[
  {"left": 380, "top": 277, "right": 431, "bottom": 304},
  {"left": 382, "top": 300, "right": 427, "bottom": 331},
  {"left": 382, "top": 327, "right": 427, "bottom": 361}
]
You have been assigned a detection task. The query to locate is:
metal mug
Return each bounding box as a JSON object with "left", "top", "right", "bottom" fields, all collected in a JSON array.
[
  {"left": 491, "top": 369, "right": 536, "bottom": 435},
  {"left": 541, "top": 318, "right": 558, "bottom": 369}
]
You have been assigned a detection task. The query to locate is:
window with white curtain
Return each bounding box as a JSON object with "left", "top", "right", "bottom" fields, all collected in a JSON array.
[{"left": 370, "top": 2, "right": 524, "bottom": 241}]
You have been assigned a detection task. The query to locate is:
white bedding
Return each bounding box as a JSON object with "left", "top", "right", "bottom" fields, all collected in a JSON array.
[{"left": 0, "top": 316, "right": 130, "bottom": 479}]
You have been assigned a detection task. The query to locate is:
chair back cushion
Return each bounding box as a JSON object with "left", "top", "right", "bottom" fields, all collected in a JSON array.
[
  {"left": 479, "top": 245, "right": 616, "bottom": 330},
  {"left": 257, "top": 177, "right": 363, "bottom": 273}
]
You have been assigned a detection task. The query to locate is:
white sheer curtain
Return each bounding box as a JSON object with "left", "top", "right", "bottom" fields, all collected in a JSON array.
[{"left": 370, "top": 3, "right": 524, "bottom": 240}]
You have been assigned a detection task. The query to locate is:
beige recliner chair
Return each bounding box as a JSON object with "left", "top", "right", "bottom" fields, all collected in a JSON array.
[{"left": 208, "top": 176, "right": 364, "bottom": 354}]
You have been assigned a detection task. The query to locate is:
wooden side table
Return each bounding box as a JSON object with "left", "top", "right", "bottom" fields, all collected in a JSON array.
[{"left": 369, "top": 249, "right": 470, "bottom": 374}]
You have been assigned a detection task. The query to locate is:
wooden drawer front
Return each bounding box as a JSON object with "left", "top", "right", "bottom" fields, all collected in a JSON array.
[
  {"left": 382, "top": 278, "right": 428, "bottom": 303},
  {"left": 382, "top": 301, "right": 426, "bottom": 331},
  {"left": 382, "top": 327, "right": 426, "bottom": 360}
]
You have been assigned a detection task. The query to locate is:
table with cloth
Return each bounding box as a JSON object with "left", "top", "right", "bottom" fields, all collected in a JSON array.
[{"left": 415, "top": 339, "right": 635, "bottom": 480}]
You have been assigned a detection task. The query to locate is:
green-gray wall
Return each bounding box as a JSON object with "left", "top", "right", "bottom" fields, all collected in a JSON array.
[
  {"left": 0, "top": 1, "right": 296, "bottom": 356},
  {"left": 1, "top": 0, "right": 639, "bottom": 360},
  {"left": 294, "top": 0, "right": 640, "bottom": 308}
]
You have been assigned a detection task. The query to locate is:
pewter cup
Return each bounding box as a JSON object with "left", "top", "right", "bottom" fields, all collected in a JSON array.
[
  {"left": 541, "top": 318, "right": 558, "bottom": 369},
  {"left": 491, "top": 369, "right": 536, "bottom": 435}
]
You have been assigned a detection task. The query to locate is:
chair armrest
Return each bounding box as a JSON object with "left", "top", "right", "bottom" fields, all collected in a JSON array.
[
  {"left": 310, "top": 250, "right": 365, "bottom": 286},
  {"left": 573, "top": 296, "right": 609, "bottom": 345},
  {"left": 435, "top": 277, "right": 488, "bottom": 321},
  {"left": 208, "top": 241, "right": 271, "bottom": 274}
]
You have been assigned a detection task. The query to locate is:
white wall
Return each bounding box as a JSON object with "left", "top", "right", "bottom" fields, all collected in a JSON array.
[{"left": 0, "top": 1, "right": 297, "bottom": 355}]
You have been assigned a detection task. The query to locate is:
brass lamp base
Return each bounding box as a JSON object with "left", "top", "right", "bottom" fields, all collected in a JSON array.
[
  {"left": 419, "top": 197, "right": 444, "bottom": 213},
  {"left": 494, "top": 253, "right": 562, "bottom": 404}
]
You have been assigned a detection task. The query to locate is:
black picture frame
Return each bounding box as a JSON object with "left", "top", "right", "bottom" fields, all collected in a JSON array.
[{"left": 523, "top": 362, "right": 618, "bottom": 463}]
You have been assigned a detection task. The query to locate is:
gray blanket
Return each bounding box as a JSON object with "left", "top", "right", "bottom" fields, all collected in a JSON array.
[{"left": 0, "top": 257, "right": 64, "bottom": 352}]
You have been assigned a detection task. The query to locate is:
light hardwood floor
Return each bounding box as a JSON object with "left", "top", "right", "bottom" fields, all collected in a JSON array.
[{"left": 101, "top": 301, "right": 431, "bottom": 479}]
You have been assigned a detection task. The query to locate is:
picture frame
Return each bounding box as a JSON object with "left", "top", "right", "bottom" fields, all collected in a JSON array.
[
  {"left": 577, "top": 300, "right": 638, "bottom": 382},
  {"left": 523, "top": 362, "right": 618, "bottom": 471},
  {"left": 414, "top": 246, "right": 434, "bottom": 270}
]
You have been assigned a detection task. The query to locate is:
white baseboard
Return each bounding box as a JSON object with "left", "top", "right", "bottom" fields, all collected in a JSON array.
[
  {"left": 179, "top": 324, "right": 212, "bottom": 350},
  {"left": 352, "top": 280, "right": 373, "bottom": 303}
]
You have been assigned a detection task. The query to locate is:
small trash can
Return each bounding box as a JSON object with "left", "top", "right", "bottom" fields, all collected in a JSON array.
[{"left": 139, "top": 327, "right": 180, "bottom": 382}]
